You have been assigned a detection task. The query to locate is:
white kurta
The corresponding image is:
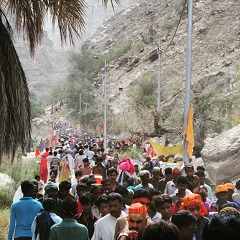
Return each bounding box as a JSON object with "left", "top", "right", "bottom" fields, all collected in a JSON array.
[{"left": 91, "top": 211, "right": 126, "bottom": 240}]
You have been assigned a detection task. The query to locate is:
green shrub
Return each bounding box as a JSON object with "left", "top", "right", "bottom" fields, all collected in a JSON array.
[{"left": 0, "top": 190, "right": 13, "bottom": 208}]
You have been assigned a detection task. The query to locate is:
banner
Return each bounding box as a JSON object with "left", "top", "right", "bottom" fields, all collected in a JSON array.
[{"left": 149, "top": 140, "right": 183, "bottom": 163}]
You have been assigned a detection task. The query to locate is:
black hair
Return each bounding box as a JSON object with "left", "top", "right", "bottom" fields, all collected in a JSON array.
[
  {"left": 79, "top": 193, "right": 94, "bottom": 205},
  {"left": 76, "top": 183, "right": 87, "bottom": 191},
  {"left": 21, "top": 180, "right": 35, "bottom": 195},
  {"left": 59, "top": 180, "right": 71, "bottom": 190},
  {"left": 177, "top": 176, "right": 189, "bottom": 185},
  {"left": 149, "top": 190, "right": 162, "bottom": 198},
  {"left": 79, "top": 149, "right": 84, "bottom": 155},
  {"left": 171, "top": 210, "right": 197, "bottom": 229},
  {"left": 83, "top": 157, "right": 89, "bottom": 163},
  {"left": 236, "top": 180, "right": 240, "bottom": 190},
  {"left": 107, "top": 192, "right": 123, "bottom": 204},
  {"left": 42, "top": 198, "right": 56, "bottom": 211},
  {"left": 75, "top": 170, "right": 83, "bottom": 177},
  {"left": 90, "top": 185, "right": 103, "bottom": 194},
  {"left": 95, "top": 194, "right": 108, "bottom": 208},
  {"left": 61, "top": 197, "right": 78, "bottom": 217},
  {"left": 114, "top": 185, "right": 129, "bottom": 196},
  {"left": 195, "top": 171, "right": 205, "bottom": 177},
  {"left": 35, "top": 175, "right": 40, "bottom": 180},
  {"left": 155, "top": 194, "right": 172, "bottom": 208},
  {"left": 102, "top": 178, "right": 111, "bottom": 184},
  {"left": 107, "top": 168, "right": 118, "bottom": 176},
  {"left": 133, "top": 190, "right": 151, "bottom": 201},
  {"left": 165, "top": 167, "right": 173, "bottom": 175},
  {"left": 142, "top": 221, "right": 179, "bottom": 240},
  {"left": 202, "top": 214, "right": 240, "bottom": 240},
  {"left": 196, "top": 166, "right": 205, "bottom": 172}
]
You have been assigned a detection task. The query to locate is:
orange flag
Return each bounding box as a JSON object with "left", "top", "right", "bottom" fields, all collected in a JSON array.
[
  {"left": 184, "top": 104, "right": 194, "bottom": 159},
  {"left": 35, "top": 146, "right": 40, "bottom": 158}
]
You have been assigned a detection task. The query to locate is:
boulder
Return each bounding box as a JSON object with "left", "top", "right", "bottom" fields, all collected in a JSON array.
[
  {"left": 201, "top": 124, "right": 240, "bottom": 184},
  {"left": 0, "top": 173, "right": 14, "bottom": 190}
]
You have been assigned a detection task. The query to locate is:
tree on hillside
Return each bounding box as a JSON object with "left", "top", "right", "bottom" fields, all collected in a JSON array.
[{"left": 0, "top": 0, "right": 120, "bottom": 164}]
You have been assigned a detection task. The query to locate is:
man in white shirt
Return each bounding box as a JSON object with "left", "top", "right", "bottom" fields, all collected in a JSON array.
[
  {"left": 92, "top": 193, "right": 126, "bottom": 240},
  {"left": 233, "top": 180, "right": 240, "bottom": 203},
  {"left": 170, "top": 176, "right": 192, "bottom": 203},
  {"left": 164, "top": 168, "right": 182, "bottom": 195}
]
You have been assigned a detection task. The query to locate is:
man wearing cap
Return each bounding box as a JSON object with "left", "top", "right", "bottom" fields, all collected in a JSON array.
[
  {"left": 38, "top": 182, "right": 63, "bottom": 217},
  {"left": 114, "top": 190, "right": 151, "bottom": 239},
  {"left": 225, "top": 182, "right": 236, "bottom": 202},
  {"left": 116, "top": 203, "right": 149, "bottom": 240},
  {"left": 180, "top": 193, "right": 208, "bottom": 240},
  {"left": 135, "top": 170, "right": 154, "bottom": 191},
  {"left": 209, "top": 185, "right": 229, "bottom": 212}
]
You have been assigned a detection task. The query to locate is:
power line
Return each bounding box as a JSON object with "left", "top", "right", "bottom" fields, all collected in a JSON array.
[{"left": 162, "top": 0, "right": 188, "bottom": 53}]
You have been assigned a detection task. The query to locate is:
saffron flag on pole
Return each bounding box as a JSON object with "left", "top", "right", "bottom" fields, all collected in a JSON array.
[{"left": 184, "top": 104, "right": 194, "bottom": 159}]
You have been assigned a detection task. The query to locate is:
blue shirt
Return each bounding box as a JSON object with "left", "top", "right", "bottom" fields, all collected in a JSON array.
[{"left": 8, "top": 197, "right": 42, "bottom": 240}]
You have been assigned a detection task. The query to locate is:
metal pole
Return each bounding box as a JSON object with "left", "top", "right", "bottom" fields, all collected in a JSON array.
[
  {"left": 103, "top": 59, "right": 107, "bottom": 151},
  {"left": 79, "top": 93, "right": 82, "bottom": 124},
  {"left": 101, "top": 72, "right": 104, "bottom": 110},
  {"left": 156, "top": 40, "right": 161, "bottom": 112},
  {"left": 183, "top": 0, "right": 193, "bottom": 165}
]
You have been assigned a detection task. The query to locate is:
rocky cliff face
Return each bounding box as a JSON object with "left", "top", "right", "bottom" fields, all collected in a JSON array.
[
  {"left": 84, "top": 0, "right": 240, "bottom": 118},
  {"left": 14, "top": 0, "right": 134, "bottom": 99}
]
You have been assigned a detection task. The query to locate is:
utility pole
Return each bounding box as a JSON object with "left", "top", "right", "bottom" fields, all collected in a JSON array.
[
  {"left": 79, "top": 92, "right": 82, "bottom": 123},
  {"left": 103, "top": 58, "right": 107, "bottom": 152},
  {"left": 156, "top": 40, "right": 161, "bottom": 112},
  {"left": 94, "top": 56, "right": 107, "bottom": 151},
  {"left": 183, "top": 0, "right": 193, "bottom": 165}
]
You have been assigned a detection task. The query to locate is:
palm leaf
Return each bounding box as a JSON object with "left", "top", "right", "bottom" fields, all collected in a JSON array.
[{"left": 0, "top": 10, "right": 31, "bottom": 164}]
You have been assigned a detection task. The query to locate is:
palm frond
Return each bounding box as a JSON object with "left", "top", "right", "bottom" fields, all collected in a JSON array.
[
  {"left": 102, "top": 0, "right": 121, "bottom": 10},
  {"left": 0, "top": 11, "right": 31, "bottom": 164}
]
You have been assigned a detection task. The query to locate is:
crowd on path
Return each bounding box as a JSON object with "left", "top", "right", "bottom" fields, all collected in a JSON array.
[{"left": 8, "top": 136, "right": 240, "bottom": 240}]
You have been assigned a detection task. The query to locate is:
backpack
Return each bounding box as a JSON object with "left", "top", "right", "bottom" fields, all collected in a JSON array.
[{"left": 35, "top": 210, "right": 55, "bottom": 240}]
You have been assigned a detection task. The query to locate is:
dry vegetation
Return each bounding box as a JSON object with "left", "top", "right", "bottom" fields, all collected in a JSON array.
[{"left": 0, "top": 209, "right": 9, "bottom": 239}]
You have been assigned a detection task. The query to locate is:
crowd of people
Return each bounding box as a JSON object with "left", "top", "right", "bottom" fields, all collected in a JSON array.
[{"left": 8, "top": 138, "right": 240, "bottom": 240}]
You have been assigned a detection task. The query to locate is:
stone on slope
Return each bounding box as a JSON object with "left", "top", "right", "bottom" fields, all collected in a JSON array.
[{"left": 201, "top": 124, "right": 240, "bottom": 184}]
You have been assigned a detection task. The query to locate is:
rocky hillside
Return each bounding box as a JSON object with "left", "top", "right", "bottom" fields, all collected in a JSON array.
[{"left": 81, "top": 0, "right": 240, "bottom": 147}]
